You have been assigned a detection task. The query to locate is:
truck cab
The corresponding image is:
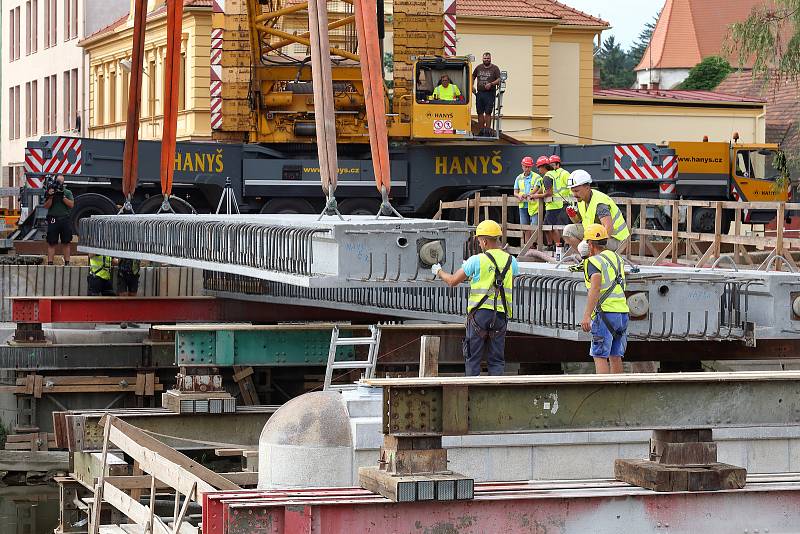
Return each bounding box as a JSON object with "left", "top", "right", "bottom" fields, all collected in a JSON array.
[{"left": 411, "top": 56, "right": 473, "bottom": 140}]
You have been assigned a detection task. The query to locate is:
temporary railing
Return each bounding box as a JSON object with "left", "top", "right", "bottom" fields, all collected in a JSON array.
[{"left": 434, "top": 195, "right": 800, "bottom": 271}]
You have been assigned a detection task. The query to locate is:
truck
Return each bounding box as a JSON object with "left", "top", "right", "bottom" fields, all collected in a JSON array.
[{"left": 16, "top": 134, "right": 787, "bottom": 240}]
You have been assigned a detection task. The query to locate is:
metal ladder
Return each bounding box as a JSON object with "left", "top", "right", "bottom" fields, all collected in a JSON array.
[{"left": 323, "top": 325, "right": 381, "bottom": 391}]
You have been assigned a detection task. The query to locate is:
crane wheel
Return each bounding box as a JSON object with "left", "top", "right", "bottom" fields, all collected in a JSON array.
[
  {"left": 260, "top": 199, "right": 315, "bottom": 214},
  {"left": 70, "top": 193, "right": 117, "bottom": 237}
]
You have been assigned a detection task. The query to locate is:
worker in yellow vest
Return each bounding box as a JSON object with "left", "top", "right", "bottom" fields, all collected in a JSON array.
[
  {"left": 563, "top": 169, "right": 630, "bottom": 253},
  {"left": 529, "top": 155, "right": 566, "bottom": 246},
  {"left": 514, "top": 156, "right": 535, "bottom": 244},
  {"left": 430, "top": 75, "right": 463, "bottom": 102},
  {"left": 432, "top": 220, "right": 519, "bottom": 376},
  {"left": 87, "top": 254, "right": 115, "bottom": 296},
  {"left": 581, "top": 223, "right": 629, "bottom": 374},
  {"left": 548, "top": 155, "right": 572, "bottom": 208}
]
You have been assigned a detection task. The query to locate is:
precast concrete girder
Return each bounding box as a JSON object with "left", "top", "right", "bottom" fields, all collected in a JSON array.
[
  {"left": 362, "top": 372, "right": 800, "bottom": 435},
  {"left": 78, "top": 214, "right": 470, "bottom": 288},
  {"left": 203, "top": 477, "right": 800, "bottom": 534}
]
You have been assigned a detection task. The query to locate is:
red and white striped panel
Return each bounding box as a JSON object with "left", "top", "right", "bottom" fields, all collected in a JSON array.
[
  {"left": 210, "top": 24, "right": 223, "bottom": 130},
  {"left": 212, "top": 0, "right": 225, "bottom": 13},
  {"left": 24, "top": 147, "right": 45, "bottom": 188},
  {"left": 615, "top": 145, "right": 679, "bottom": 182},
  {"left": 42, "top": 137, "right": 82, "bottom": 176},
  {"left": 658, "top": 155, "right": 678, "bottom": 194},
  {"left": 443, "top": 0, "right": 456, "bottom": 56}
]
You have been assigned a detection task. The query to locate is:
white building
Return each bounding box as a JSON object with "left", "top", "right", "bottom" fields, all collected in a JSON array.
[{"left": 1, "top": 0, "right": 126, "bottom": 207}]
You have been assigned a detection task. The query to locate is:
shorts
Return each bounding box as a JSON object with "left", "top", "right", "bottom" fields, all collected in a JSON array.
[
  {"left": 46, "top": 216, "right": 73, "bottom": 245},
  {"left": 544, "top": 208, "right": 567, "bottom": 225},
  {"left": 530, "top": 213, "right": 539, "bottom": 227},
  {"left": 563, "top": 223, "right": 623, "bottom": 251},
  {"left": 118, "top": 273, "right": 140, "bottom": 294},
  {"left": 476, "top": 91, "right": 495, "bottom": 115},
  {"left": 518, "top": 207, "right": 531, "bottom": 225},
  {"left": 88, "top": 275, "right": 115, "bottom": 297},
  {"left": 590, "top": 312, "right": 628, "bottom": 358}
]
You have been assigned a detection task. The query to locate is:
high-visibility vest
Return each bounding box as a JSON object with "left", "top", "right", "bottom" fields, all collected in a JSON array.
[
  {"left": 554, "top": 167, "right": 572, "bottom": 203},
  {"left": 584, "top": 249, "right": 629, "bottom": 315},
  {"left": 527, "top": 173, "right": 543, "bottom": 216},
  {"left": 431, "top": 83, "right": 461, "bottom": 101},
  {"left": 119, "top": 258, "right": 140, "bottom": 276},
  {"left": 543, "top": 171, "right": 564, "bottom": 211},
  {"left": 89, "top": 255, "right": 112, "bottom": 281},
  {"left": 467, "top": 249, "right": 514, "bottom": 317},
  {"left": 577, "top": 190, "right": 630, "bottom": 242},
  {"left": 515, "top": 172, "right": 533, "bottom": 208}
]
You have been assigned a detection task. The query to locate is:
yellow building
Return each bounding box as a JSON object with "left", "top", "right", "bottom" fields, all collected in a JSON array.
[
  {"left": 593, "top": 89, "right": 767, "bottom": 145},
  {"left": 455, "top": 0, "right": 606, "bottom": 143},
  {"left": 79, "top": 0, "right": 212, "bottom": 141}
]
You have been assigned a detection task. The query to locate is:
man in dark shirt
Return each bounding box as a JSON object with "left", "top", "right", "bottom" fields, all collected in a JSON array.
[
  {"left": 472, "top": 52, "right": 501, "bottom": 136},
  {"left": 43, "top": 175, "right": 74, "bottom": 265}
]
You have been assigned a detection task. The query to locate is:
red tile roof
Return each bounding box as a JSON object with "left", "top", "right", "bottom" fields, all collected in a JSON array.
[
  {"left": 594, "top": 88, "right": 766, "bottom": 104},
  {"left": 457, "top": 0, "right": 608, "bottom": 26},
  {"left": 81, "top": 0, "right": 211, "bottom": 43},
  {"left": 635, "top": 0, "right": 763, "bottom": 71}
]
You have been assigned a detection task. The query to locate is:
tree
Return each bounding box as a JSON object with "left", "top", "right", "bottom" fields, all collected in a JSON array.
[
  {"left": 629, "top": 14, "right": 659, "bottom": 66},
  {"left": 727, "top": 0, "right": 800, "bottom": 81},
  {"left": 595, "top": 35, "right": 637, "bottom": 88},
  {"left": 678, "top": 56, "right": 733, "bottom": 90}
]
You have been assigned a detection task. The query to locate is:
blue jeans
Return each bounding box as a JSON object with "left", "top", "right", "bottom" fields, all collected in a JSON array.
[
  {"left": 590, "top": 312, "right": 629, "bottom": 358},
  {"left": 518, "top": 207, "right": 531, "bottom": 225},
  {"left": 464, "top": 308, "right": 507, "bottom": 376}
]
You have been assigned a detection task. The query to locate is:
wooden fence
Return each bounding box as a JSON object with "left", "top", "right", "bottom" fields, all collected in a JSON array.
[{"left": 434, "top": 194, "right": 800, "bottom": 271}]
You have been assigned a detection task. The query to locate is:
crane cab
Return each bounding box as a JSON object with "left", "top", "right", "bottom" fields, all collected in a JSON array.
[{"left": 411, "top": 56, "right": 473, "bottom": 140}]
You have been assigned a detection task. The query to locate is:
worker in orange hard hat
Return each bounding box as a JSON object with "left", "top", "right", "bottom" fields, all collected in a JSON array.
[
  {"left": 514, "top": 156, "right": 536, "bottom": 244},
  {"left": 581, "top": 223, "right": 629, "bottom": 374},
  {"left": 432, "top": 220, "right": 519, "bottom": 376},
  {"left": 528, "top": 155, "right": 565, "bottom": 247}
]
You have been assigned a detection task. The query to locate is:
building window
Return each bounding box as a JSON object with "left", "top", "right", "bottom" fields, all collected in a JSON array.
[
  {"left": 71, "top": 67, "right": 78, "bottom": 130},
  {"left": 121, "top": 63, "right": 129, "bottom": 115},
  {"left": 63, "top": 69, "right": 78, "bottom": 130},
  {"left": 9, "top": 7, "right": 21, "bottom": 61},
  {"left": 25, "top": 1, "right": 30, "bottom": 55},
  {"left": 9, "top": 86, "right": 21, "bottom": 140},
  {"left": 109, "top": 68, "right": 117, "bottom": 124},
  {"left": 44, "top": 0, "right": 56, "bottom": 48},
  {"left": 25, "top": 0, "right": 39, "bottom": 55},
  {"left": 178, "top": 52, "right": 186, "bottom": 111},
  {"left": 32, "top": 80, "right": 38, "bottom": 136},
  {"left": 63, "top": 70, "right": 70, "bottom": 130},
  {"left": 147, "top": 59, "right": 156, "bottom": 117},
  {"left": 25, "top": 83, "right": 31, "bottom": 137},
  {"left": 64, "top": 0, "right": 77, "bottom": 40},
  {"left": 97, "top": 71, "right": 105, "bottom": 127},
  {"left": 44, "top": 75, "right": 57, "bottom": 133}
]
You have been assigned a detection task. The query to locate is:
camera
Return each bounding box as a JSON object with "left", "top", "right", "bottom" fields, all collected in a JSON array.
[{"left": 44, "top": 175, "right": 64, "bottom": 196}]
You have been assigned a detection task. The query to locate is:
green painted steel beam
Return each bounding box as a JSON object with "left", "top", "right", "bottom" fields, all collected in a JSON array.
[
  {"left": 363, "top": 372, "right": 800, "bottom": 435},
  {"left": 174, "top": 327, "right": 355, "bottom": 366}
]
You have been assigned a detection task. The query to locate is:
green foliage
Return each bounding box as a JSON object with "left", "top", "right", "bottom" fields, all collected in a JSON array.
[
  {"left": 629, "top": 14, "right": 659, "bottom": 65},
  {"left": 383, "top": 52, "right": 393, "bottom": 72},
  {"left": 677, "top": 56, "right": 733, "bottom": 90},
  {"left": 727, "top": 1, "right": 800, "bottom": 80},
  {"left": 595, "top": 35, "right": 637, "bottom": 89}
]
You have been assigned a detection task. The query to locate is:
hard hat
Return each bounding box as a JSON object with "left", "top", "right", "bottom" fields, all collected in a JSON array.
[
  {"left": 536, "top": 156, "right": 550, "bottom": 167},
  {"left": 521, "top": 156, "right": 534, "bottom": 167},
  {"left": 475, "top": 220, "right": 503, "bottom": 237},
  {"left": 567, "top": 169, "right": 592, "bottom": 188},
  {"left": 549, "top": 154, "right": 562, "bottom": 164},
  {"left": 583, "top": 223, "right": 608, "bottom": 241}
]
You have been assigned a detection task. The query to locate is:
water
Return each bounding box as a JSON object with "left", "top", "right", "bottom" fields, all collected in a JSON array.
[{"left": 0, "top": 486, "right": 59, "bottom": 534}]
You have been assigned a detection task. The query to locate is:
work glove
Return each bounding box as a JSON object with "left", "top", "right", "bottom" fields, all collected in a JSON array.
[
  {"left": 566, "top": 206, "right": 577, "bottom": 219},
  {"left": 431, "top": 263, "right": 442, "bottom": 276},
  {"left": 577, "top": 240, "right": 590, "bottom": 259},
  {"left": 568, "top": 262, "right": 584, "bottom": 273}
]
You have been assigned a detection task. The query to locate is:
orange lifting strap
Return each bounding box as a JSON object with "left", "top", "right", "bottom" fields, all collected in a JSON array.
[
  {"left": 159, "top": 0, "right": 185, "bottom": 200},
  {"left": 121, "top": 0, "right": 147, "bottom": 208}
]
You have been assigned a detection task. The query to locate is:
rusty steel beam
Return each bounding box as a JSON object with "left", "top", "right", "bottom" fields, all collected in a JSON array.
[{"left": 202, "top": 476, "right": 800, "bottom": 534}]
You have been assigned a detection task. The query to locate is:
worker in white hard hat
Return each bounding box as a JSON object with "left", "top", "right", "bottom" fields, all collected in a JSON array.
[
  {"left": 562, "top": 169, "right": 630, "bottom": 253},
  {"left": 432, "top": 220, "right": 519, "bottom": 376},
  {"left": 581, "top": 223, "right": 629, "bottom": 374}
]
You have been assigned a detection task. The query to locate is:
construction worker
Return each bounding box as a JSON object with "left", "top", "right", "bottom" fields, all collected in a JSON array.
[
  {"left": 432, "top": 220, "right": 519, "bottom": 376},
  {"left": 528, "top": 156, "right": 564, "bottom": 247},
  {"left": 430, "top": 75, "right": 462, "bottom": 102},
  {"left": 580, "top": 223, "right": 629, "bottom": 374},
  {"left": 548, "top": 155, "right": 573, "bottom": 212},
  {"left": 87, "top": 254, "right": 115, "bottom": 296},
  {"left": 43, "top": 174, "right": 75, "bottom": 265},
  {"left": 514, "top": 156, "right": 535, "bottom": 244},
  {"left": 563, "top": 169, "right": 630, "bottom": 253}
]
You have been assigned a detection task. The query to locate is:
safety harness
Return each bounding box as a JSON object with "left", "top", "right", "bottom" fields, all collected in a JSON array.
[
  {"left": 468, "top": 252, "right": 513, "bottom": 338},
  {"left": 593, "top": 253, "right": 626, "bottom": 340}
]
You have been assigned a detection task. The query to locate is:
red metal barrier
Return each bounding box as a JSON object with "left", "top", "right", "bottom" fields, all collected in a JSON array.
[
  {"left": 202, "top": 480, "right": 800, "bottom": 534},
  {"left": 10, "top": 296, "right": 379, "bottom": 324}
]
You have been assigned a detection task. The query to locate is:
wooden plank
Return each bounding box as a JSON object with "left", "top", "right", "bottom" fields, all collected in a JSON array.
[
  {"left": 144, "top": 373, "right": 155, "bottom": 397},
  {"left": 16, "top": 376, "right": 156, "bottom": 386},
  {"left": 418, "top": 336, "right": 440, "bottom": 378},
  {"left": 381, "top": 447, "right": 447, "bottom": 474},
  {"left": 615, "top": 459, "right": 746, "bottom": 492},
  {"left": 650, "top": 440, "right": 717, "bottom": 465},
  {"left": 103, "top": 416, "right": 241, "bottom": 499},
  {"left": 670, "top": 200, "right": 679, "bottom": 263},
  {"left": 358, "top": 466, "right": 422, "bottom": 502},
  {"left": 101, "top": 482, "right": 177, "bottom": 534}
]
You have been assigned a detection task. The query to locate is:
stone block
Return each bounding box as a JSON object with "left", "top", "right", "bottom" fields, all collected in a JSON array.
[
  {"left": 446, "top": 446, "right": 490, "bottom": 482},
  {"left": 533, "top": 444, "right": 619, "bottom": 480},
  {"left": 486, "top": 447, "right": 533, "bottom": 481}
]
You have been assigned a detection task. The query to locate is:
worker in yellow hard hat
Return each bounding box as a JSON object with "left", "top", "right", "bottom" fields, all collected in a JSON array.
[
  {"left": 580, "top": 223, "right": 629, "bottom": 375},
  {"left": 432, "top": 219, "right": 519, "bottom": 375}
]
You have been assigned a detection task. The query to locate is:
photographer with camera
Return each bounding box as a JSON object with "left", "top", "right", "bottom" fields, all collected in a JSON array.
[{"left": 42, "top": 174, "right": 75, "bottom": 265}]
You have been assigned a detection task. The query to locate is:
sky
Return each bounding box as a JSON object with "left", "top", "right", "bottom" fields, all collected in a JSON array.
[{"left": 564, "top": 0, "right": 665, "bottom": 49}]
